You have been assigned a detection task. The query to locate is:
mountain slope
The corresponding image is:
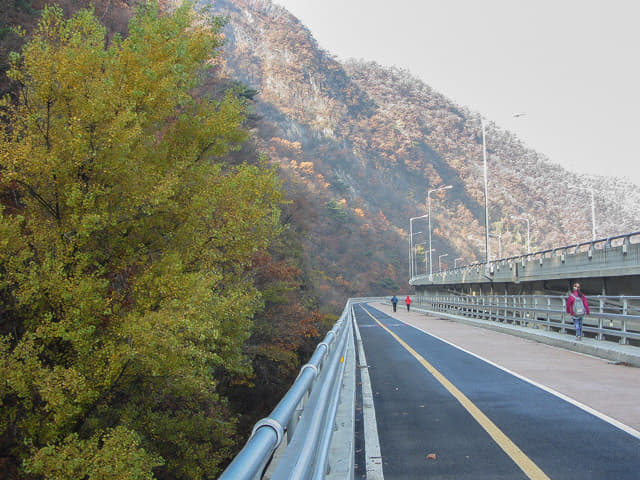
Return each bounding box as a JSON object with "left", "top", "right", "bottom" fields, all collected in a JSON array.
[{"left": 206, "top": 0, "right": 640, "bottom": 304}]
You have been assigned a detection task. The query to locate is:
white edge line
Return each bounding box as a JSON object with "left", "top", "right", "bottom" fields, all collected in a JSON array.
[
  {"left": 399, "top": 318, "right": 640, "bottom": 440},
  {"left": 353, "top": 311, "right": 385, "bottom": 480}
]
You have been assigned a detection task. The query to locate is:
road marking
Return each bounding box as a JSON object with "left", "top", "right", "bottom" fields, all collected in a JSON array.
[
  {"left": 402, "top": 318, "right": 640, "bottom": 440},
  {"left": 361, "top": 306, "right": 550, "bottom": 480},
  {"left": 353, "top": 308, "right": 385, "bottom": 479}
]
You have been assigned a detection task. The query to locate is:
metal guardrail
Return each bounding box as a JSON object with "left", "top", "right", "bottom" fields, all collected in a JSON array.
[
  {"left": 418, "top": 294, "right": 640, "bottom": 345},
  {"left": 411, "top": 230, "right": 640, "bottom": 285},
  {"left": 219, "top": 299, "right": 360, "bottom": 480}
]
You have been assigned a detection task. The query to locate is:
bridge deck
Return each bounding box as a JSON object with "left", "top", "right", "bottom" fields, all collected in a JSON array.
[{"left": 355, "top": 302, "right": 640, "bottom": 479}]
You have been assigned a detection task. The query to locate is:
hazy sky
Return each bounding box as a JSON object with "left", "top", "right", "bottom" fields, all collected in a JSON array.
[{"left": 274, "top": 0, "right": 640, "bottom": 185}]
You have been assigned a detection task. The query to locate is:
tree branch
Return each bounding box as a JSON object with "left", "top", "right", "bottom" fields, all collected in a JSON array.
[{"left": 14, "top": 179, "right": 59, "bottom": 219}]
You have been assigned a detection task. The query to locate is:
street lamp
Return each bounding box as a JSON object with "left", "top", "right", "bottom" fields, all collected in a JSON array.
[
  {"left": 481, "top": 118, "right": 490, "bottom": 264},
  {"left": 428, "top": 185, "right": 453, "bottom": 279},
  {"left": 511, "top": 215, "right": 531, "bottom": 254},
  {"left": 573, "top": 186, "right": 596, "bottom": 240},
  {"left": 409, "top": 214, "right": 428, "bottom": 279},
  {"left": 489, "top": 233, "right": 502, "bottom": 259},
  {"left": 438, "top": 253, "right": 449, "bottom": 272},
  {"left": 454, "top": 257, "right": 465, "bottom": 268}
]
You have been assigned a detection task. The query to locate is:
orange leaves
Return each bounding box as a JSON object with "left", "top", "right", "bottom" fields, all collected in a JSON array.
[
  {"left": 269, "top": 137, "right": 303, "bottom": 156},
  {"left": 299, "top": 161, "right": 315, "bottom": 175}
]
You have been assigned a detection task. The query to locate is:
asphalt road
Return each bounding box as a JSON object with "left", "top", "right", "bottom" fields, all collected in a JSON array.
[{"left": 354, "top": 303, "right": 640, "bottom": 480}]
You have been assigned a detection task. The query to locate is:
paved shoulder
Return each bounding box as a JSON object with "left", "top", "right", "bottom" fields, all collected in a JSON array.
[{"left": 375, "top": 302, "right": 640, "bottom": 433}]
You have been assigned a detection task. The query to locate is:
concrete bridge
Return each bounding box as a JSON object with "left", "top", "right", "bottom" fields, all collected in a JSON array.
[
  {"left": 410, "top": 230, "right": 640, "bottom": 297},
  {"left": 219, "top": 233, "right": 640, "bottom": 479}
]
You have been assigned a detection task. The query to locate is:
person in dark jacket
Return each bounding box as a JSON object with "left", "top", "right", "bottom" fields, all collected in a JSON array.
[
  {"left": 405, "top": 295, "right": 412, "bottom": 312},
  {"left": 391, "top": 295, "right": 398, "bottom": 312},
  {"left": 566, "top": 282, "right": 590, "bottom": 340}
]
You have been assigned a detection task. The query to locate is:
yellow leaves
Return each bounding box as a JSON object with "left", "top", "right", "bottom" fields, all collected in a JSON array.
[
  {"left": 38, "top": 366, "right": 93, "bottom": 425},
  {"left": 25, "top": 427, "right": 162, "bottom": 480},
  {"left": 0, "top": 2, "right": 289, "bottom": 477}
]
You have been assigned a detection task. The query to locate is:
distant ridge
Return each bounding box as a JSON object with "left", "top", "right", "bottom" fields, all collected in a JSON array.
[{"left": 208, "top": 0, "right": 640, "bottom": 301}]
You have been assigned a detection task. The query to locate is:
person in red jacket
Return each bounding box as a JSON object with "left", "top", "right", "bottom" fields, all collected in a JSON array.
[
  {"left": 405, "top": 295, "right": 412, "bottom": 312},
  {"left": 566, "top": 282, "right": 590, "bottom": 340}
]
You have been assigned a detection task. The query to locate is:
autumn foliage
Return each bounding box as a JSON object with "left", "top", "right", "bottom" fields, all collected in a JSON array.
[{"left": 0, "top": 2, "right": 328, "bottom": 478}]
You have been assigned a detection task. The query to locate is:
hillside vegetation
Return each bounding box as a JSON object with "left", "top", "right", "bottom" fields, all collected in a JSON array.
[
  {"left": 210, "top": 0, "right": 640, "bottom": 303},
  {"left": 0, "top": 2, "right": 328, "bottom": 478}
]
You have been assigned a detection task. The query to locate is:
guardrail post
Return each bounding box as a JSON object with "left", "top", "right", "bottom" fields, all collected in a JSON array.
[
  {"left": 597, "top": 298, "right": 605, "bottom": 340},
  {"left": 510, "top": 296, "right": 516, "bottom": 325},
  {"left": 596, "top": 316, "right": 604, "bottom": 340},
  {"left": 621, "top": 298, "right": 629, "bottom": 345},
  {"left": 483, "top": 297, "right": 487, "bottom": 321},
  {"left": 486, "top": 296, "right": 490, "bottom": 321},
  {"left": 503, "top": 295, "right": 508, "bottom": 323},
  {"left": 286, "top": 394, "right": 306, "bottom": 440}
]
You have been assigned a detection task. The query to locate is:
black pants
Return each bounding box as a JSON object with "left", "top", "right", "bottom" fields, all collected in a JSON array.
[
  {"left": 392, "top": 303, "right": 397, "bottom": 312},
  {"left": 406, "top": 304, "right": 410, "bottom": 311}
]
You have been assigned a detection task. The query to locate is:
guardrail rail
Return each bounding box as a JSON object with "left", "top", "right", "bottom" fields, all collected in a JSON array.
[
  {"left": 219, "top": 299, "right": 363, "bottom": 479},
  {"left": 411, "top": 230, "right": 640, "bottom": 285},
  {"left": 417, "top": 294, "right": 640, "bottom": 346}
]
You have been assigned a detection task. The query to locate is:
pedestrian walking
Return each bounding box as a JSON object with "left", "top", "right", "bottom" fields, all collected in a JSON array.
[
  {"left": 405, "top": 295, "right": 412, "bottom": 312},
  {"left": 566, "top": 282, "right": 589, "bottom": 340},
  {"left": 391, "top": 295, "right": 398, "bottom": 312}
]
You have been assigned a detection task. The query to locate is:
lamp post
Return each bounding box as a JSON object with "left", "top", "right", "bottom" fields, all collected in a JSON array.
[
  {"left": 573, "top": 186, "right": 596, "bottom": 240},
  {"left": 489, "top": 233, "right": 502, "bottom": 259},
  {"left": 454, "top": 257, "right": 465, "bottom": 268},
  {"left": 511, "top": 215, "right": 531, "bottom": 254},
  {"left": 409, "top": 214, "right": 428, "bottom": 279},
  {"left": 438, "top": 253, "right": 449, "bottom": 272},
  {"left": 481, "top": 118, "right": 490, "bottom": 263},
  {"left": 428, "top": 185, "right": 453, "bottom": 279}
]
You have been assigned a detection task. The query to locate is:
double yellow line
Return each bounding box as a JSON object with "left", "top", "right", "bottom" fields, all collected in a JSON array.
[{"left": 361, "top": 306, "right": 550, "bottom": 480}]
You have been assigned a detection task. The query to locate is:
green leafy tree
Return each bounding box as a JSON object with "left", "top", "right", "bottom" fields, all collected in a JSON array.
[{"left": 0, "top": 2, "right": 283, "bottom": 478}]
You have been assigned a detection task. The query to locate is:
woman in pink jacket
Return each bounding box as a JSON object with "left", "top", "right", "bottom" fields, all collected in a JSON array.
[
  {"left": 405, "top": 295, "right": 412, "bottom": 312},
  {"left": 566, "top": 282, "right": 590, "bottom": 340}
]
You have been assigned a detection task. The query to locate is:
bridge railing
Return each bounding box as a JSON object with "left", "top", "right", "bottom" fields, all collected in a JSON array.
[
  {"left": 418, "top": 294, "right": 640, "bottom": 345},
  {"left": 411, "top": 230, "right": 640, "bottom": 284},
  {"left": 219, "top": 298, "right": 362, "bottom": 480}
]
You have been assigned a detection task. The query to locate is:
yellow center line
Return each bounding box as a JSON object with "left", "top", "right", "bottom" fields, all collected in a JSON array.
[{"left": 361, "top": 306, "right": 550, "bottom": 480}]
